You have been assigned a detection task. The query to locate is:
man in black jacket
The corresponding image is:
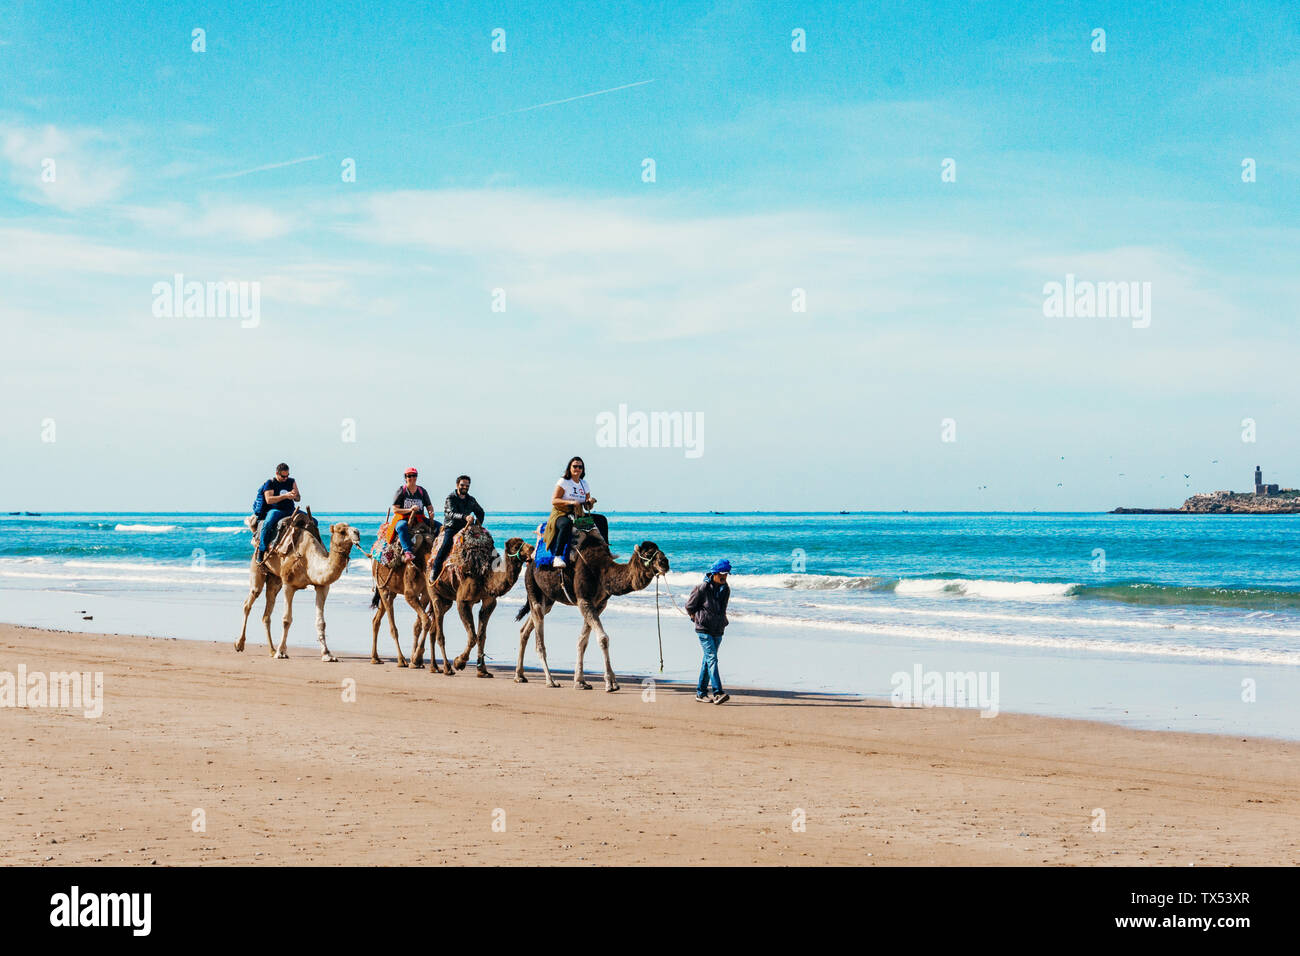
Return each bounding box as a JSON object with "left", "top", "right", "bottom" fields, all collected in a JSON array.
[
  {"left": 429, "top": 475, "right": 487, "bottom": 579},
  {"left": 686, "top": 559, "right": 732, "bottom": 704}
]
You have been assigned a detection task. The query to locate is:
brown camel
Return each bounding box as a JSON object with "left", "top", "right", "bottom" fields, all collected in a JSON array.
[
  {"left": 368, "top": 528, "right": 437, "bottom": 667},
  {"left": 413, "top": 535, "right": 534, "bottom": 676},
  {"left": 513, "top": 530, "right": 670, "bottom": 690},
  {"left": 236, "top": 508, "right": 362, "bottom": 661}
]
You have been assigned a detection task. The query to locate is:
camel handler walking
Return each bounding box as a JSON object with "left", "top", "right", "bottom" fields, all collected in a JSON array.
[{"left": 686, "top": 559, "right": 732, "bottom": 704}]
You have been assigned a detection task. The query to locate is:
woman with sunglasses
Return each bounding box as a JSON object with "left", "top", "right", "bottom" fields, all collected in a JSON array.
[{"left": 544, "top": 456, "right": 609, "bottom": 567}]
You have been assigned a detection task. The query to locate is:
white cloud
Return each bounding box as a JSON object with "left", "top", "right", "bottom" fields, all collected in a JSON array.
[
  {"left": 340, "top": 189, "right": 1024, "bottom": 340},
  {"left": 122, "top": 199, "right": 296, "bottom": 242},
  {"left": 0, "top": 123, "right": 128, "bottom": 209},
  {"left": 259, "top": 273, "right": 350, "bottom": 306}
]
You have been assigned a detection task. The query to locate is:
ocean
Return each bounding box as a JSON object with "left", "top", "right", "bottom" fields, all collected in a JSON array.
[{"left": 2, "top": 511, "right": 1298, "bottom": 738}]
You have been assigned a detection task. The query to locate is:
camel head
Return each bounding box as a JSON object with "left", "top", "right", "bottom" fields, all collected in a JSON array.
[
  {"left": 330, "top": 522, "right": 362, "bottom": 552},
  {"left": 631, "top": 540, "right": 670, "bottom": 577},
  {"left": 502, "top": 537, "right": 532, "bottom": 564}
]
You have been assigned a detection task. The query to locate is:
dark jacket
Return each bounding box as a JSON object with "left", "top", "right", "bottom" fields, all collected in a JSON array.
[
  {"left": 254, "top": 477, "right": 295, "bottom": 519},
  {"left": 685, "top": 575, "right": 730, "bottom": 637},
  {"left": 442, "top": 492, "right": 485, "bottom": 534}
]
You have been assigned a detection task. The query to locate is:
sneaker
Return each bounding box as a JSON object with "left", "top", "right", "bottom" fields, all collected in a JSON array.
[
  {"left": 254, "top": 549, "right": 265, "bottom": 564},
  {"left": 695, "top": 693, "right": 714, "bottom": 703},
  {"left": 712, "top": 692, "right": 730, "bottom": 705},
  {"left": 403, "top": 550, "right": 416, "bottom": 563},
  {"left": 552, "top": 556, "right": 566, "bottom": 568}
]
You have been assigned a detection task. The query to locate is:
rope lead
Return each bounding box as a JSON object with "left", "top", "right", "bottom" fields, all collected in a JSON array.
[{"left": 655, "top": 576, "right": 664, "bottom": 673}]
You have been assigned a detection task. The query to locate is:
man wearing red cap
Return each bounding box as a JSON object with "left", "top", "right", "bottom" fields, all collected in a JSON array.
[{"left": 392, "top": 467, "right": 435, "bottom": 563}]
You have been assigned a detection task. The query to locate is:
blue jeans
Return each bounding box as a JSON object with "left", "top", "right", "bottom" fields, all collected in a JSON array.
[
  {"left": 697, "top": 632, "right": 723, "bottom": 696},
  {"left": 260, "top": 506, "right": 292, "bottom": 553},
  {"left": 395, "top": 519, "right": 414, "bottom": 554}
]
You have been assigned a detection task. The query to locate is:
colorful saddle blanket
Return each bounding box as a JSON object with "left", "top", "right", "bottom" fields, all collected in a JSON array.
[
  {"left": 432, "top": 524, "right": 495, "bottom": 581},
  {"left": 374, "top": 512, "right": 437, "bottom": 566},
  {"left": 370, "top": 537, "right": 401, "bottom": 568},
  {"left": 532, "top": 522, "right": 570, "bottom": 568}
]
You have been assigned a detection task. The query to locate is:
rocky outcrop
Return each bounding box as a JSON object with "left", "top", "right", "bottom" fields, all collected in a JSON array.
[{"left": 1113, "top": 489, "right": 1300, "bottom": 514}]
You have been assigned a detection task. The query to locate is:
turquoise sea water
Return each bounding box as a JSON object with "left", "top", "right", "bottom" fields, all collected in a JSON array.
[{"left": 2, "top": 512, "right": 1297, "bottom": 737}]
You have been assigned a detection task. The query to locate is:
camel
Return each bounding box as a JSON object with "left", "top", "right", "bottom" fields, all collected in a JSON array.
[
  {"left": 412, "top": 535, "right": 534, "bottom": 676},
  {"left": 368, "top": 529, "right": 437, "bottom": 667},
  {"left": 513, "top": 529, "right": 670, "bottom": 691},
  {"left": 236, "top": 508, "right": 362, "bottom": 661}
]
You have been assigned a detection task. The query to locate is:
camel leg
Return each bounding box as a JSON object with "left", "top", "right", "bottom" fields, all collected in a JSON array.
[
  {"left": 573, "top": 601, "right": 593, "bottom": 690},
  {"left": 262, "top": 577, "right": 283, "bottom": 656},
  {"left": 393, "top": 592, "right": 425, "bottom": 668},
  {"left": 378, "top": 591, "right": 405, "bottom": 665},
  {"left": 237, "top": 567, "right": 265, "bottom": 652},
  {"left": 276, "top": 586, "right": 297, "bottom": 659},
  {"left": 581, "top": 602, "right": 618, "bottom": 692},
  {"left": 370, "top": 597, "right": 386, "bottom": 664},
  {"left": 314, "top": 585, "right": 338, "bottom": 662},
  {"left": 453, "top": 600, "right": 482, "bottom": 674},
  {"left": 534, "top": 605, "right": 559, "bottom": 687},
  {"left": 517, "top": 606, "right": 559, "bottom": 687},
  {"left": 427, "top": 598, "right": 445, "bottom": 673},
  {"left": 408, "top": 602, "right": 425, "bottom": 668},
  {"left": 434, "top": 598, "right": 455, "bottom": 675},
  {"left": 413, "top": 593, "right": 434, "bottom": 669},
  {"left": 411, "top": 593, "right": 425, "bottom": 668},
  {"left": 475, "top": 598, "right": 497, "bottom": 676},
  {"left": 515, "top": 615, "right": 533, "bottom": 683}
]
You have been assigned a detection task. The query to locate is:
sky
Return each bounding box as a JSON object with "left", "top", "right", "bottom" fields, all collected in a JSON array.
[{"left": 1, "top": 1, "right": 1298, "bottom": 512}]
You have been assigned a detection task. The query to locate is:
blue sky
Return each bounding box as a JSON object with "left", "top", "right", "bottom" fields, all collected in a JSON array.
[{"left": 1, "top": 1, "right": 1297, "bottom": 512}]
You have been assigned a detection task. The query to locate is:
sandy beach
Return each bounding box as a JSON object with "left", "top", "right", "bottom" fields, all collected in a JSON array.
[{"left": 2, "top": 623, "right": 1297, "bottom": 866}]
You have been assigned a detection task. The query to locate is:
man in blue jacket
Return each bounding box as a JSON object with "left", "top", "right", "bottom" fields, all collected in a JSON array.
[{"left": 686, "top": 559, "right": 732, "bottom": 704}]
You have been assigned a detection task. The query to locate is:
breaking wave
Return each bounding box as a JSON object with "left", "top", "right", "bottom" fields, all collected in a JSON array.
[{"left": 702, "top": 572, "right": 1300, "bottom": 611}]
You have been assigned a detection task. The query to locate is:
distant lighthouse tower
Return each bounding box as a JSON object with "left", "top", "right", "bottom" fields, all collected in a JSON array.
[{"left": 1255, "top": 465, "right": 1265, "bottom": 495}]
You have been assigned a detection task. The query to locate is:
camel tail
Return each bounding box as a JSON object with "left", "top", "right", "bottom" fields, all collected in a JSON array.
[
  {"left": 370, "top": 587, "right": 381, "bottom": 610},
  {"left": 514, "top": 602, "right": 529, "bottom": 622}
]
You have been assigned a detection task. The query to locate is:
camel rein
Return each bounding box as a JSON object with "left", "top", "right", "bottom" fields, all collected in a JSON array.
[{"left": 636, "top": 547, "right": 690, "bottom": 673}]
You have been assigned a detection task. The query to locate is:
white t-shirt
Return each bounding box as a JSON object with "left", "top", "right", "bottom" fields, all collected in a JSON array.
[{"left": 556, "top": 478, "right": 590, "bottom": 503}]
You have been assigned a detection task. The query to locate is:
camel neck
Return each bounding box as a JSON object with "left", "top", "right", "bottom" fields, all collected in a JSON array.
[
  {"left": 305, "top": 535, "right": 349, "bottom": 584},
  {"left": 488, "top": 554, "right": 524, "bottom": 596},
  {"left": 606, "top": 554, "right": 653, "bottom": 596}
]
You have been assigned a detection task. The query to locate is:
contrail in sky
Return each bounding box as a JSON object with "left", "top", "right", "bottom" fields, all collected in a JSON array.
[
  {"left": 436, "top": 79, "right": 655, "bottom": 131},
  {"left": 210, "top": 154, "right": 323, "bottom": 180}
]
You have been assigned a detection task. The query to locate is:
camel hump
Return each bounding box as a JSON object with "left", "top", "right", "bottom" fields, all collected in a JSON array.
[{"left": 573, "top": 527, "right": 611, "bottom": 558}]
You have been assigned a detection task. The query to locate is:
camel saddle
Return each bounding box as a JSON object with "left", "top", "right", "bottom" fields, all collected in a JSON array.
[
  {"left": 432, "top": 524, "right": 495, "bottom": 584},
  {"left": 378, "top": 514, "right": 437, "bottom": 550},
  {"left": 245, "top": 509, "right": 319, "bottom": 555},
  {"left": 370, "top": 536, "right": 401, "bottom": 568}
]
